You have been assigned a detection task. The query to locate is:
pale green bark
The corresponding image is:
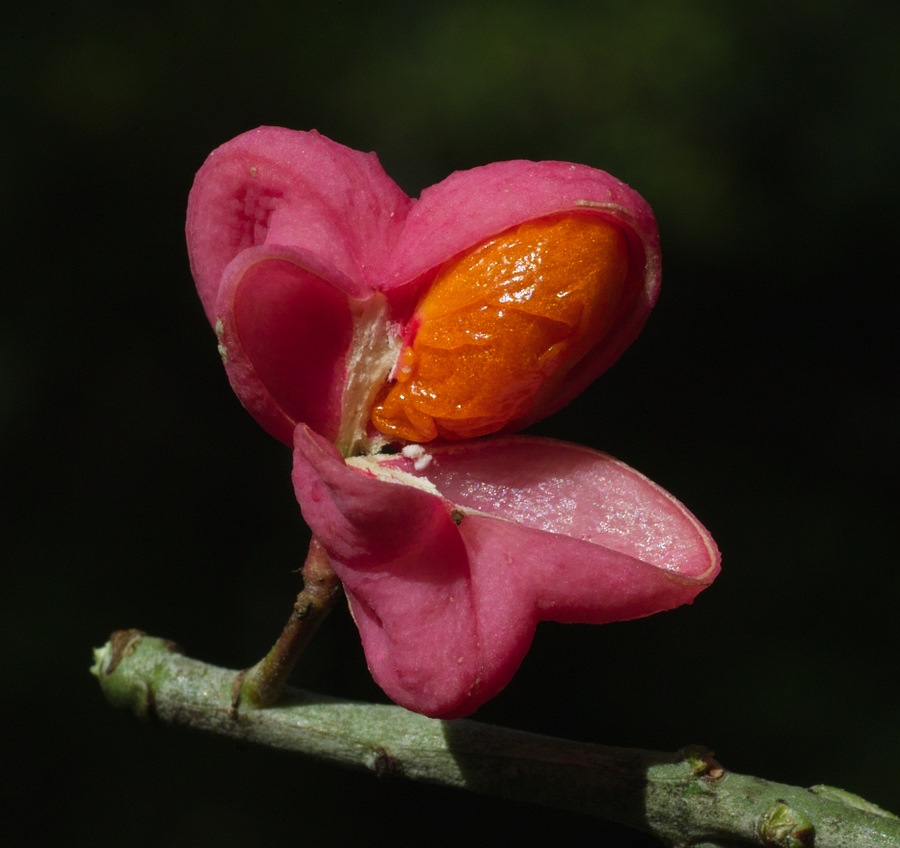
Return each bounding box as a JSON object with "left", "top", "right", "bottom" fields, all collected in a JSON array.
[{"left": 93, "top": 630, "right": 899, "bottom": 848}]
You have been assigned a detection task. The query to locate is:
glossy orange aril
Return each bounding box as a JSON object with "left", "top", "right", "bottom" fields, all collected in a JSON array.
[{"left": 370, "top": 214, "right": 630, "bottom": 442}]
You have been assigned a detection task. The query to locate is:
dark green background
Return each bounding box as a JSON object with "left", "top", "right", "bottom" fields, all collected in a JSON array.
[{"left": 5, "top": 1, "right": 898, "bottom": 845}]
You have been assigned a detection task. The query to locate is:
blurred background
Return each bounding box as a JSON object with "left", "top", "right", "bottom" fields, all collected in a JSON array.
[{"left": 4, "top": 1, "right": 898, "bottom": 845}]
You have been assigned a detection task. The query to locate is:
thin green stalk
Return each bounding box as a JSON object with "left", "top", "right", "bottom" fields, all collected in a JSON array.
[{"left": 234, "top": 537, "right": 342, "bottom": 708}]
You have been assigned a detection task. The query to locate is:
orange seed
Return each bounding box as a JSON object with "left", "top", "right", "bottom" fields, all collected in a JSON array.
[{"left": 371, "top": 214, "right": 630, "bottom": 442}]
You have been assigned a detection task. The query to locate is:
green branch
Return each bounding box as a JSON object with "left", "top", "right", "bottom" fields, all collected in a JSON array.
[{"left": 93, "top": 630, "right": 898, "bottom": 848}]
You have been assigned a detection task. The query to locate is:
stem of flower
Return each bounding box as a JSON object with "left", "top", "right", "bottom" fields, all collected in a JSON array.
[{"left": 233, "top": 537, "right": 342, "bottom": 708}]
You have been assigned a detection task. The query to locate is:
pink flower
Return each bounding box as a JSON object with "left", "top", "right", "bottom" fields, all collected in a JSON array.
[{"left": 187, "top": 127, "right": 720, "bottom": 718}]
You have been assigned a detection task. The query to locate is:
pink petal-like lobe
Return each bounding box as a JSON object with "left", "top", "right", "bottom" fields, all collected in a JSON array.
[
  {"left": 387, "top": 159, "right": 661, "bottom": 430},
  {"left": 216, "top": 248, "right": 354, "bottom": 443},
  {"left": 292, "top": 424, "right": 719, "bottom": 718},
  {"left": 186, "top": 128, "right": 410, "bottom": 444}
]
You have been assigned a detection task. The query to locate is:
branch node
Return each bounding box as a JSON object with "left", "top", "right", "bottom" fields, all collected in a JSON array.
[
  {"left": 680, "top": 744, "right": 725, "bottom": 779},
  {"left": 373, "top": 746, "right": 404, "bottom": 780},
  {"left": 757, "top": 800, "right": 814, "bottom": 848},
  {"left": 700, "top": 755, "right": 725, "bottom": 781}
]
